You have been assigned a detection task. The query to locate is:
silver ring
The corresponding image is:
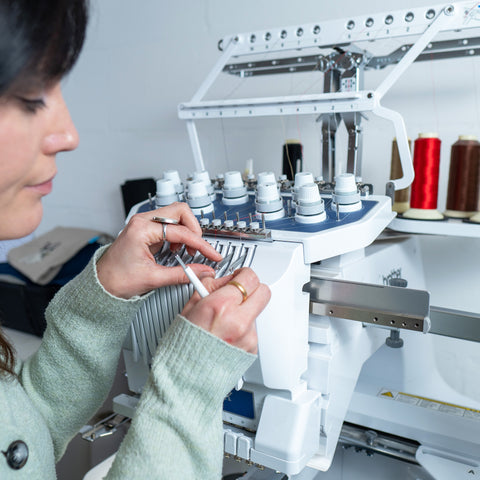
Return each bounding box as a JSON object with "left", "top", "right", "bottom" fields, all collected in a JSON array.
[
  {"left": 151, "top": 216, "right": 179, "bottom": 225},
  {"left": 163, "top": 223, "right": 167, "bottom": 241}
]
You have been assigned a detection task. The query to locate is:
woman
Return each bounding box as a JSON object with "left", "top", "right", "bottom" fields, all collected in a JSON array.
[{"left": 0, "top": 1, "right": 270, "bottom": 478}]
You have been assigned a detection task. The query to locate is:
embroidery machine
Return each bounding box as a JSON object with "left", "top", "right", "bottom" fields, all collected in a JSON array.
[{"left": 86, "top": 3, "right": 480, "bottom": 478}]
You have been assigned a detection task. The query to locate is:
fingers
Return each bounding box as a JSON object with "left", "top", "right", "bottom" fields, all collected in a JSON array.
[
  {"left": 149, "top": 202, "right": 203, "bottom": 236},
  {"left": 137, "top": 204, "right": 222, "bottom": 262},
  {"left": 181, "top": 267, "right": 271, "bottom": 354},
  {"left": 162, "top": 223, "right": 221, "bottom": 261},
  {"left": 181, "top": 268, "right": 259, "bottom": 318},
  {"left": 149, "top": 264, "right": 216, "bottom": 291},
  {"left": 224, "top": 268, "right": 260, "bottom": 305},
  {"left": 236, "top": 283, "right": 271, "bottom": 320},
  {"left": 180, "top": 274, "right": 233, "bottom": 317},
  {"left": 208, "top": 281, "right": 270, "bottom": 351},
  {"left": 97, "top": 202, "right": 219, "bottom": 298}
]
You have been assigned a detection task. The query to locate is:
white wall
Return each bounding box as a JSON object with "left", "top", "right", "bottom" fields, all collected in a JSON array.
[{"left": 38, "top": 0, "right": 480, "bottom": 312}]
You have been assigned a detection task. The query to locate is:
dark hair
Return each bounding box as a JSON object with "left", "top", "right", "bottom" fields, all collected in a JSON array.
[
  {"left": 0, "top": 330, "right": 15, "bottom": 377},
  {"left": 0, "top": 0, "right": 89, "bottom": 376},
  {"left": 0, "top": 0, "right": 89, "bottom": 96}
]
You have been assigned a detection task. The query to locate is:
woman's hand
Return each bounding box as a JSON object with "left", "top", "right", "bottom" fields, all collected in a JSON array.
[
  {"left": 181, "top": 267, "right": 271, "bottom": 354},
  {"left": 96, "top": 203, "right": 222, "bottom": 299}
]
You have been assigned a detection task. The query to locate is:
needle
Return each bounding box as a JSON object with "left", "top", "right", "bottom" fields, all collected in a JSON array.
[{"left": 175, "top": 254, "right": 210, "bottom": 298}]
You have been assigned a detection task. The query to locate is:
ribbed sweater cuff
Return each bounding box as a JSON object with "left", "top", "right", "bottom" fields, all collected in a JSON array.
[{"left": 147, "top": 315, "right": 256, "bottom": 416}]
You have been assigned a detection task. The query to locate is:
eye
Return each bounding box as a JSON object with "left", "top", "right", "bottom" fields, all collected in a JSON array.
[{"left": 14, "top": 96, "right": 46, "bottom": 114}]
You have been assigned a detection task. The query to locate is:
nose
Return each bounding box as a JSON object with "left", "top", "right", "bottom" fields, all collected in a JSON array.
[{"left": 42, "top": 85, "right": 80, "bottom": 155}]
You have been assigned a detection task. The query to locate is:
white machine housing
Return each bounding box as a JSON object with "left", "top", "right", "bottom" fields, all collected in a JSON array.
[{"left": 114, "top": 3, "right": 480, "bottom": 479}]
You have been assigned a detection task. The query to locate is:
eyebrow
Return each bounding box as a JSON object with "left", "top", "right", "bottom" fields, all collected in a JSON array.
[{"left": 6, "top": 73, "right": 49, "bottom": 98}]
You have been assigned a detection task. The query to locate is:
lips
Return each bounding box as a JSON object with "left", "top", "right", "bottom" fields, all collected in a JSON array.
[{"left": 27, "top": 177, "right": 54, "bottom": 195}]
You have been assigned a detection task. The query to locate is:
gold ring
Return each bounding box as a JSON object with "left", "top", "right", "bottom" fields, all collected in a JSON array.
[{"left": 228, "top": 280, "right": 248, "bottom": 303}]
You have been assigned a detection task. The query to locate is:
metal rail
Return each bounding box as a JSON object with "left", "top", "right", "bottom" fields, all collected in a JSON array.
[{"left": 430, "top": 306, "right": 480, "bottom": 342}]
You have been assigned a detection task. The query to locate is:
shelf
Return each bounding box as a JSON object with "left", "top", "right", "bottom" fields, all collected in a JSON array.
[{"left": 389, "top": 216, "right": 480, "bottom": 238}]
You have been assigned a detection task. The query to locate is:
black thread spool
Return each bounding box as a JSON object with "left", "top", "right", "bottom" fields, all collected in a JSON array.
[
  {"left": 445, "top": 135, "right": 480, "bottom": 219},
  {"left": 390, "top": 138, "right": 411, "bottom": 214},
  {"left": 282, "top": 140, "right": 303, "bottom": 181}
]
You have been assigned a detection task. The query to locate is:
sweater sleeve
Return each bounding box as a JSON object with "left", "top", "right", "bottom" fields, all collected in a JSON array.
[
  {"left": 19, "top": 245, "right": 146, "bottom": 460},
  {"left": 105, "top": 315, "right": 255, "bottom": 480}
]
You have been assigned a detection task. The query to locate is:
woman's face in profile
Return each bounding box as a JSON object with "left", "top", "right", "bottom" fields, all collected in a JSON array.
[{"left": 0, "top": 82, "right": 79, "bottom": 240}]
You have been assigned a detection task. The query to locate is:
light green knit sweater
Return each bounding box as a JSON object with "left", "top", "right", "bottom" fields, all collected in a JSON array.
[{"left": 0, "top": 247, "right": 255, "bottom": 479}]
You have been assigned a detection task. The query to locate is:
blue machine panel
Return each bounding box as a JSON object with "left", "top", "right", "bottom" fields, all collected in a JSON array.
[
  {"left": 223, "top": 389, "right": 255, "bottom": 419},
  {"left": 139, "top": 193, "right": 377, "bottom": 234}
]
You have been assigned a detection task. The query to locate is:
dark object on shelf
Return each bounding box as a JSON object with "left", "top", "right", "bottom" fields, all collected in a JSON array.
[{"left": 121, "top": 178, "right": 156, "bottom": 217}]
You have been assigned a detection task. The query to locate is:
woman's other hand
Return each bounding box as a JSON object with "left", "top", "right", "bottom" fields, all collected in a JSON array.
[
  {"left": 181, "top": 267, "right": 271, "bottom": 354},
  {"left": 96, "top": 202, "right": 221, "bottom": 299}
]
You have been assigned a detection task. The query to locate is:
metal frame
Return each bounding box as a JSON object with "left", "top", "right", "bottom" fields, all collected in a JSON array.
[{"left": 178, "top": 2, "right": 480, "bottom": 190}]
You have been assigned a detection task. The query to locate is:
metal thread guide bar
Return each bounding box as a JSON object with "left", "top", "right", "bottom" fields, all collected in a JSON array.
[
  {"left": 223, "top": 36, "right": 480, "bottom": 76},
  {"left": 303, "top": 277, "right": 431, "bottom": 333},
  {"left": 201, "top": 226, "right": 272, "bottom": 241},
  {"left": 200, "top": 210, "right": 272, "bottom": 241}
]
